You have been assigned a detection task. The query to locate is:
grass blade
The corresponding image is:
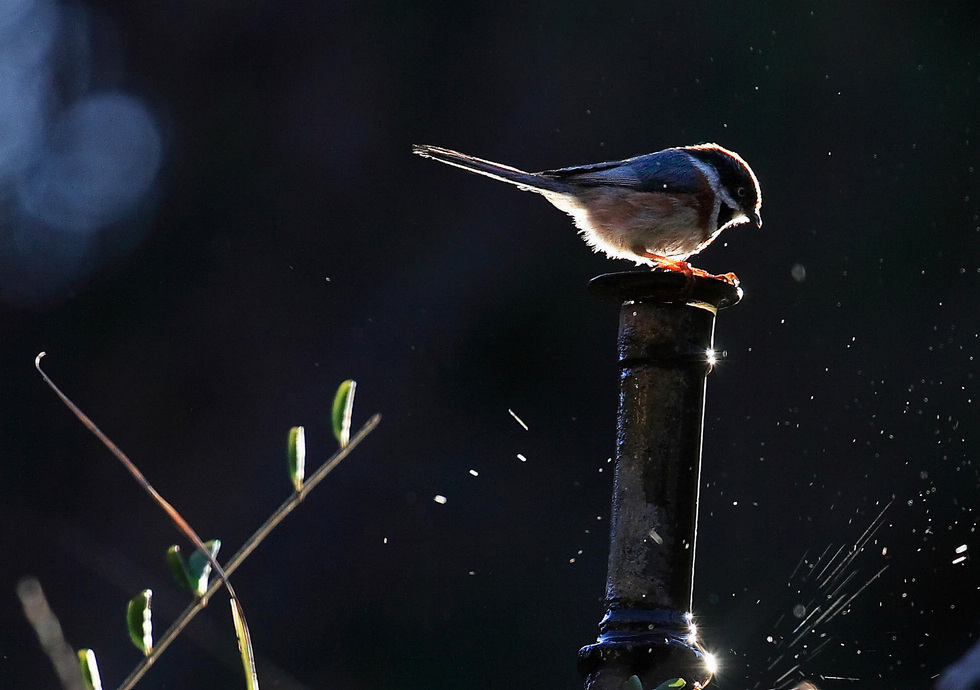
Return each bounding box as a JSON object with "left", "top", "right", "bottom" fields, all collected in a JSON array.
[{"left": 230, "top": 599, "right": 260, "bottom": 690}]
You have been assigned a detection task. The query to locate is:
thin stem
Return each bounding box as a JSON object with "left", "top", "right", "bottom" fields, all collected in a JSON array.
[
  {"left": 116, "top": 413, "right": 381, "bottom": 690},
  {"left": 36, "top": 354, "right": 266, "bottom": 689},
  {"left": 35, "top": 354, "right": 236, "bottom": 591}
]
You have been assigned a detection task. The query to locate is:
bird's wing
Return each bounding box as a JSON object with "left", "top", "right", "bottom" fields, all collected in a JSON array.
[{"left": 539, "top": 149, "right": 705, "bottom": 194}]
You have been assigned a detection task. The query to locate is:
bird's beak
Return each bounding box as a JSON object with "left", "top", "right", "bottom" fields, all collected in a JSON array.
[{"left": 750, "top": 211, "right": 762, "bottom": 228}]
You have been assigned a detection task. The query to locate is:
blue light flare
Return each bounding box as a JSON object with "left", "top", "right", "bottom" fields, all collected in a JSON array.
[
  {"left": 17, "top": 93, "right": 162, "bottom": 234},
  {"left": 0, "top": 0, "right": 164, "bottom": 307}
]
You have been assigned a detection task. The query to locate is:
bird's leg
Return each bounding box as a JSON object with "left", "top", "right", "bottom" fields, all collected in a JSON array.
[
  {"left": 645, "top": 253, "right": 696, "bottom": 276},
  {"left": 640, "top": 252, "right": 740, "bottom": 287}
]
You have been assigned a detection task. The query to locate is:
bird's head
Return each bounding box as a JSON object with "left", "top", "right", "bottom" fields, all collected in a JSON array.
[{"left": 687, "top": 143, "right": 762, "bottom": 230}]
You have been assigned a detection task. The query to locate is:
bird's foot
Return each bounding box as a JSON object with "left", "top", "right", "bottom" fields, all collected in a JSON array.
[
  {"left": 709, "top": 271, "right": 740, "bottom": 287},
  {"left": 645, "top": 255, "right": 740, "bottom": 287}
]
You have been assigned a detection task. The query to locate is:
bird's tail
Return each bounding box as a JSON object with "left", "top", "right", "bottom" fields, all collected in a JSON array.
[{"left": 412, "top": 144, "right": 566, "bottom": 193}]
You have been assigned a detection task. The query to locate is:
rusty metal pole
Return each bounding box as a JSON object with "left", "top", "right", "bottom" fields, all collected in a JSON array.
[{"left": 579, "top": 271, "right": 742, "bottom": 690}]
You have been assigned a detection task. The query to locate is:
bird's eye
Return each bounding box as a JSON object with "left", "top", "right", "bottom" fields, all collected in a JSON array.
[{"left": 736, "top": 186, "right": 747, "bottom": 198}]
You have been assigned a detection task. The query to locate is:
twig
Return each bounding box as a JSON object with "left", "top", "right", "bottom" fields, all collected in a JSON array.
[
  {"left": 36, "top": 354, "right": 264, "bottom": 687},
  {"left": 115, "top": 414, "right": 381, "bottom": 690}
]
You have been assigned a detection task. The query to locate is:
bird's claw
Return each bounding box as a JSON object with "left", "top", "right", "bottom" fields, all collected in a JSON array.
[{"left": 646, "top": 255, "right": 740, "bottom": 288}]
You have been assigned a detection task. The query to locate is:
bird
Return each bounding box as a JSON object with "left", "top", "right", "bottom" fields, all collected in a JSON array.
[{"left": 412, "top": 143, "right": 761, "bottom": 283}]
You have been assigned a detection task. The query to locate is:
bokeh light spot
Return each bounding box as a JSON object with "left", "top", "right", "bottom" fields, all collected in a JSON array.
[{"left": 17, "top": 93, "right": 162, "bottom": 234}]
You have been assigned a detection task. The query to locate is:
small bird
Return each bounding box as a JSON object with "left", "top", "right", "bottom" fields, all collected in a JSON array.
[{"left": 412, "top": 143, "right": 761, "bottom": 283}]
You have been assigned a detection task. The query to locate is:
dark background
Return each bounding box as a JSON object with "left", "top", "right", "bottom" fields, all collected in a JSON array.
[{"left": 2, "top": 2, "right": 978, "bottom": 688}]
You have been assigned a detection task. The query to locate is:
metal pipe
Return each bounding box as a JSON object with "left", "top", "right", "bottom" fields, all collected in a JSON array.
[{"left": 579, "top": 271, "right": 741, "bottom": 690}]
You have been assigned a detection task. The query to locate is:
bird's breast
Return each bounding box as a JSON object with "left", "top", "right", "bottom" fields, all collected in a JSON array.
[{"left": 575, "top": 188, "right": 710, "bottom": 261}]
